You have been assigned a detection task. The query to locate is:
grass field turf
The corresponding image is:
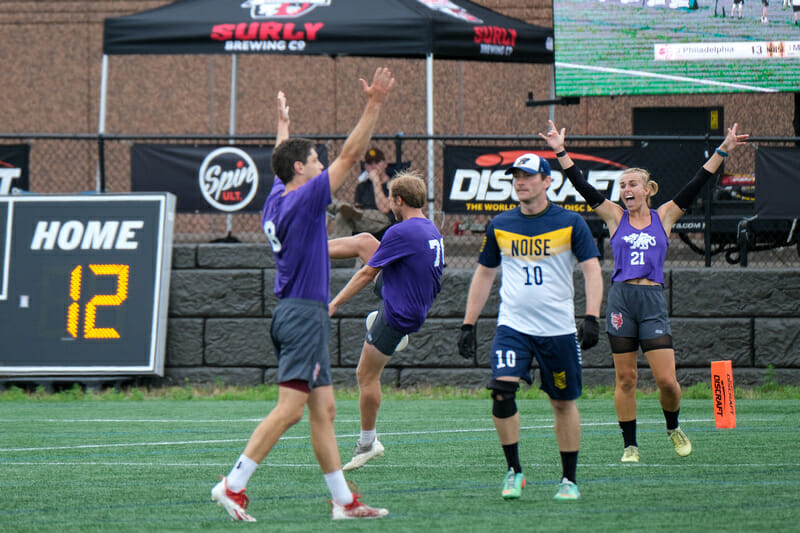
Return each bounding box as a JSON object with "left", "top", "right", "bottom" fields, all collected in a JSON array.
[
  {"left": 554, "top": 0, "right": 800, "bottom": 95},
  {"left": 1, "top": 396, "right": 798, "bottom": 531}
]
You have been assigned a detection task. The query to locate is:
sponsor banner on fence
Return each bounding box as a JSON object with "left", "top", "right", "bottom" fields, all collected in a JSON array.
[
  {"left": 131, "top": 144, "right": 279, "bottom": 213},
  {"left": 443, "top": 145, "right": 645, "bottom": 215},
  {"left": 0, "top": 145, "right": 30, "bottom": 194},
  {"left": 755, "top": 147, "right": 800, "bottom": 218}
]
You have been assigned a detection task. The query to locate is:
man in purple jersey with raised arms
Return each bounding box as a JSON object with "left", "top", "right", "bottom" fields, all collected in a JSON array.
[
  {"left": 328, "top": 171, "right": 444, "bottom": 471},
  {"left": 211, "top": 68, "right": 395, "bottom": 522}
]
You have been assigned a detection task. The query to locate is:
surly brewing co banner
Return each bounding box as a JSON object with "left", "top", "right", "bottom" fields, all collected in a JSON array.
[
  {"left": 0, "top": 145, "right": 30, "bottom": 194},
  {"left": 443, "top": 145, "right": 644, "bottom": 216},
  {"left": 131, "top": 144, "right": 276, "bottom": 213}
]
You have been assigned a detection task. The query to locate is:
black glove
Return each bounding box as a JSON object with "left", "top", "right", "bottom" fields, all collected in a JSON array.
[
  {"left": 578, "top": 315, "right": 599, "bottom": 350},
  {"left": 458, "top": 324, "right": 476, "bottom": 360}
]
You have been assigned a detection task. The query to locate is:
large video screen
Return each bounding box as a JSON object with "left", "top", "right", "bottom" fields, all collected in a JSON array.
[{"left": 554, "top": 0, "right": 800, "bottom": 96}]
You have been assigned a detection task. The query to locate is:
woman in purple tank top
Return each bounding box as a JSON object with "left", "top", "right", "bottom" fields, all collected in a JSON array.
[{"left": 540, "top": 121, "right": 749, "bottom": 463}]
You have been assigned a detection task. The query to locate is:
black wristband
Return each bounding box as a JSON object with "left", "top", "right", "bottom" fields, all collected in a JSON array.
[
  {"left": 584, "top": 315, "right": 598, "bottom": 323},
  {"left": 555, "top": 150, "right": 567, "bottom": 158}
]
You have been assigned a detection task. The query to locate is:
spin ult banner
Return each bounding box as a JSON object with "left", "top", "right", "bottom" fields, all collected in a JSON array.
[
  {"left": 443, "top": 145, "right": 645, "bottom": 216},
  {"left": 131, "top": 144, "right": 276, "bottom": 213},
  {"left": 0, "top": 145, "right": 30, "bottom": 194}
]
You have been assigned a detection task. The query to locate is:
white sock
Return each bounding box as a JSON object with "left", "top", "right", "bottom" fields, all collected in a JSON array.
[
  {"left": 324, "top": 470, "right": 353, "bottom": 506},
  {"left": 358, "top": 429, "right": 377, "bottom": 447},
  {"left": 226, "top": 454, "right": 258, "bottom": 492}
]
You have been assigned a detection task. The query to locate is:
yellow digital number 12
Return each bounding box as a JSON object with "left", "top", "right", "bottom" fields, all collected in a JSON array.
[{"left": 66, "top": 264, "right": 130, "bottom": 339}]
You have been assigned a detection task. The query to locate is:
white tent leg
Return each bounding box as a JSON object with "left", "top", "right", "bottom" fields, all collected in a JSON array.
[
  {"left": 97, "top": 54, "right": 109, "bottom": 192},
  {"left": 426, "top": 53, "right": 434, "bottom": 222},
  {"left": 226, "top": 54, "right": 238, "bottom": 236}
]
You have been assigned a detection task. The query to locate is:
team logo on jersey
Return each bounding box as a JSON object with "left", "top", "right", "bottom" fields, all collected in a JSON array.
[
  {"left": 623, "top": 232, "right": 657, "bottom": 250},
  {"left": 611, "top": 312, "right": 624, "bottom": 331},
  {"left": 199, "top": 147, "right": 259, "bottom": 212},
  {"left": 241, "top": 0, "right": 330, "bottom": 18},
  {"left": 416, "top": 0, "right": 483, "bottom": 22}
]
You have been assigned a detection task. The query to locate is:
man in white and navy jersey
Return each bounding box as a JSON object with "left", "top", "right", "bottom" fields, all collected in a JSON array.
[{"left": 458, "top": 153, "right": 603, "bottom": 502}]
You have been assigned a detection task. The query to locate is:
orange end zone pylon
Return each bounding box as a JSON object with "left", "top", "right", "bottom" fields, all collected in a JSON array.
[{"left": 711, "top": 360, "right": 736, "bottom": 429}]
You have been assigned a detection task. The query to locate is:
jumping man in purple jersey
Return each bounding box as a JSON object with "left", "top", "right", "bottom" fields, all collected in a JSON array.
[
  {"left": 328, "top": 171, "right": 444, "bottom": 471},
  {"left": 541, "top": 119, "right": 749, "bottom": 464},
  {"left": 211, "top": 68, "right": 395, "bottom": 522}
]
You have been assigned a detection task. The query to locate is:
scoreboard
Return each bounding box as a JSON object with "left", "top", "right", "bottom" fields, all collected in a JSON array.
[{"left": 0, "top": 193, "right": 175, "bottom": 376}]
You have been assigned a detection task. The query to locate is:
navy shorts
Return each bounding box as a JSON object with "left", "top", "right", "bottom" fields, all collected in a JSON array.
[
  {"left": 490, "top": 325, "right": 582, "bottom": 401},
  {"left": 365, "top": 302, "right": 406, "bottom": 356},
  {"left": 270, "top": 298, "right": 332, "bottom": 389},
  {"left": 606, "top": 282, "right": 671, "bottom": 340}
]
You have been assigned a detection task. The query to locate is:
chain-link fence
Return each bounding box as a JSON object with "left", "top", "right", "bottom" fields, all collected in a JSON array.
[{"left": 3, "top": 132, "right": 799, "bottom": 269}]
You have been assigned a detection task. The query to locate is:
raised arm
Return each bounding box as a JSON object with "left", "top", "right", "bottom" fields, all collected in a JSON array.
[
  {"left": 658, "top": 123, "right": 750, "bottom": 231},
  {"left": 328, "top": 67, "right": 396, "bottom": 193},
  {"left": 539, "top": 120, "right": 623, "bottom": 232},
  {"left": 275, "top": 91, "right": 290, "bottom": 147}
]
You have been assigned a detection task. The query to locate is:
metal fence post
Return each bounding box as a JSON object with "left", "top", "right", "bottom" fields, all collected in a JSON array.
[{"left": 97, "top": 134, "right": 106, "bottom": 193}]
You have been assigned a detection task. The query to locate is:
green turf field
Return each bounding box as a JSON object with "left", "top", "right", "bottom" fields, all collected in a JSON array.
[
  {"left": 554, "top": 0, "right": 800, "bottom": 95},
  {"left": 1, "top": 396, "right": 798, "bottom": 531}
]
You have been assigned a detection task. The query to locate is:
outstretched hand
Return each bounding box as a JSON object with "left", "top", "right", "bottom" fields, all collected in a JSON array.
[
  {"left": 276, "top": 91, "right": 290, "bottom": 123},
  {"left": 719, "top": 123, "right": 750, "bottom": 154},
  {"left": 538, "top": 119, "right": 566, "bottom": 152},
  {"left": 360, "top": 67, "right": 396, "bottom": 103}
]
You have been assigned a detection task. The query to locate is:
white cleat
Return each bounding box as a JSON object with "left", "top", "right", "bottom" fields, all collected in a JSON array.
[
  {"left": 211, "top": 477, "right": 257, "bottom": 522},
  {"left": 343, "top": 438, "right": 385, "bottom": 472}
]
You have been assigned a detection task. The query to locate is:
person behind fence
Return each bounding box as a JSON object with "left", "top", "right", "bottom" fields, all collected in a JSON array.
[
  {"left": 328, "top": 170, "right": 444, "bottom": 472},
  {"left": 539, "top": 119, "right": 749, "bottom": 464},
  {"left": 330, "top": 147, "right": 395, "bottom": 238},
  {"left": 458, "top": 153, "right": 603, "bottom": 502},
  {"left": 211, "top": 67, "right": 395, "bottom": 522}
]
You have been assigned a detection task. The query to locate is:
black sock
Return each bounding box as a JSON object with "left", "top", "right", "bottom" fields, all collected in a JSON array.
[
  {"left": 502, "top": 443, "right": 522, "bottom": 474},
  {"left": 560, "top": 451, "right": 578, "bottom": 483},
  {"left": 664, "top": 409, "right": 680, "bottom": 431},
  {"left": 619, "top": 419, "right": 638, "bottom": 447}
]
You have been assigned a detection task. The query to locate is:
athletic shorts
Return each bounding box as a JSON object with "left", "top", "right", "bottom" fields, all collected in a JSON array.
[
  {"left": 490, "top": 325, "right": 582, "bottom": 401},
  {"left": 606, "top": 282, "right": 671, "bottom": 341},
  {"left": 270, "top": 298, "right": 332, "bottom": 389},
  {"left": 365, "top": 302, "right": 407, "bottom": 356}
]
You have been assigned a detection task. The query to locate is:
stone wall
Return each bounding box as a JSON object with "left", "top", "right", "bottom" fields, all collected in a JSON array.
[{"left": 156, "top": 243, "right": 800, "bottom": 389}]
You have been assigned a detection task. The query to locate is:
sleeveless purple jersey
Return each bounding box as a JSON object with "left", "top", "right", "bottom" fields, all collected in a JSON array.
[
  {"left": 367, "top": 217, "right": 444, "bottom": 332},
  {"left": 610, "top": 209, "right": 668, "bottom": 284},
  {"left": 261, "top": 170, "right": 332, "bottom": 303}
]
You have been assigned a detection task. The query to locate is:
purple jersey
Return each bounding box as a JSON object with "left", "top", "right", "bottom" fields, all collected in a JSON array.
[
  {"left": 261, "top": 170, "right": 332, "bottom": 303},
  {"left": 610, "top": 209, "right": 668, "bottom": 284},
  {"left": 367, "top": 217, "right": 444, "bottom": 332}
]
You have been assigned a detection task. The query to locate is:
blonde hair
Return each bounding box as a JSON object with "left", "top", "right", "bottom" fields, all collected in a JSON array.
[
  {"left": 621, "top": 168, "right": 659, "bottom": 207},
  {"left": 388, "top": 170, "right": 426, "bottom": 208}
]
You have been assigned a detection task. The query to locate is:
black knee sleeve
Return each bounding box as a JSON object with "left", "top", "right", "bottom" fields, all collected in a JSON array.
[{"left": 488, "top": 379, "right": 519, "bottom": 419}]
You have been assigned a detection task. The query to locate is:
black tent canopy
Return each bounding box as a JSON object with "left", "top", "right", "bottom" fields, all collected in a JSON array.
[{"left": 101, "top": 0, "right": 554, "bottom": 213}]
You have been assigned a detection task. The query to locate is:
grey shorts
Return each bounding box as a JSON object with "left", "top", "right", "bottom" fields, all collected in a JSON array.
[
  {"left": 365, "top": 303, "right": 406, "bottom": 356},
  {"left": 270, "top": 298, "right": 332, "bottom": 389},
  {"left": 606, "top": 282, "right": 671, "bottom": 340}
]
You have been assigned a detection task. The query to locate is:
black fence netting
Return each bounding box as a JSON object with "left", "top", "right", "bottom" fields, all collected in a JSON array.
[{"left": 2, "top": 132, "right": 799, "bottom": 269}]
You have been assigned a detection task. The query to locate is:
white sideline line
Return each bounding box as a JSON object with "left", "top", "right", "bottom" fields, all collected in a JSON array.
[
  {"left": 556, "top": 61, "right": 778, "bottom": 93},
  {"left": 4, "top": 462, "right": 800, "bottom": 469},
  {"left": 0, "top": 419, "right": 714, "bottom": 453}
]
